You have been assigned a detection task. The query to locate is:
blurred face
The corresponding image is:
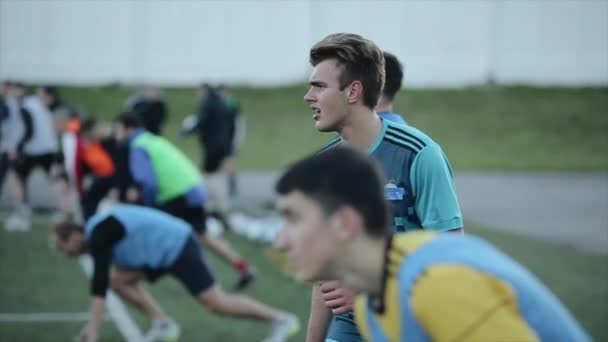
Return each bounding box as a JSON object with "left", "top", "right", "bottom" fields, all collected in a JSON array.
[
  {"left": 52, "top": 114, "right": 68, "bottom": 133},
  {"left": 304, "top": 59, "right": 350, "bottom": 132},
  {"left": 113, "top": 122, "right": 128, "bottom": 143},
  {"left": 198, "top": 86, "right": 209, "bottom": 98},
  {"left": 52, "top": 231, "right": 85, "bottom": 257},
  {"left": 94, "top": 122, "right": 113, "bottom": 140},
  {"left": 37, "top": 88, "right": 53, "bottom": 107},
  {"left": 275, "top": 191, "right": 339, "bottom": 283},
  {"left": 9, "top": 85, "right": 25, "bottom": 98},
  {"left": 144, "top": 88, "right": 159, "bottom": 101}
]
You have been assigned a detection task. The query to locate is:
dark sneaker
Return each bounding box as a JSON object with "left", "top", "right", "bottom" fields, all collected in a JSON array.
[{"left": 233, "top": 269, "right": 256, "bottom": 291}]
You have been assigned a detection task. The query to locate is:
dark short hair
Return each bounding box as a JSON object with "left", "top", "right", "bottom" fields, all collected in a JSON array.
[
  {"left": 382, "top": 51, "right": 404, "bottom": 101},
  {"left": 52, "top": 221, "right": 84, "bottom": 241},
  {"left": 310, "top": 33, "right": 385, "bottom": 110},
  {"left": 80, "top": 118, "right": 97, "bottom": 134},
  {"left": 41, "top": 85, "right": 60, "bottom": 99},
  {"left": 276, "top": 147, "right": 389, "bottom": 237},
  {"left": 114, "top": 111, "right": 142, "bottom": 129},
  {"left": 12, "top": 82, "right": 26, "bottom": 89}
]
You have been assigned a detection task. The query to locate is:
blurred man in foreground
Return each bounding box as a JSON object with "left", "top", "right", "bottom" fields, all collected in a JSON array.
[{"left": 275, "top": 147, "right": 589, "bottom": 342}]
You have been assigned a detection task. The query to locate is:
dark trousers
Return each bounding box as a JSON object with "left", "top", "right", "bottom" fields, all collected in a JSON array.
[{"left": 81, "top": 176, "right": 115, "bottom": 220}]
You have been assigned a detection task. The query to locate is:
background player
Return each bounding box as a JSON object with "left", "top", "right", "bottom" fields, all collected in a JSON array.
[{"left": 52, "top": 204, "right": 299, "bottom": 342}]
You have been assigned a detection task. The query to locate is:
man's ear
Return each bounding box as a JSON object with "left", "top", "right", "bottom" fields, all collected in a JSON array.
[
  {"left": 346, "top": 81, "right": 364, "bottom": 104},
  {"left": 330, "top": 206, "right": 364, "bottom": 241}
]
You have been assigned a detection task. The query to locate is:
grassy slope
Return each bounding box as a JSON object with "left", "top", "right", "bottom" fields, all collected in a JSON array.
[{"left": 58, "top": 85, "right": 608, "bottom": 171}]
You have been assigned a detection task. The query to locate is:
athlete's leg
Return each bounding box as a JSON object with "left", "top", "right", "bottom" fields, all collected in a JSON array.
[
  {"left": 5, "top": 158, "right": 31, "bottom": 230},
  {"left": 192, "top": 205, "right": 255, "bottom": 290},
  {"left": 9, "top": 157, "right": 29, "bottom": 207},
  {"left": 0, "top": 152, "right": 9, "bottom": 194},
  {"left": 110, "top": 268, "right": 165, "bottom": 320},
  {"left": 171, "top": 235, "right": 299, "bottom": 340},
  {"left": 223, "top": 155, "right": 238, "bottom": 203}
]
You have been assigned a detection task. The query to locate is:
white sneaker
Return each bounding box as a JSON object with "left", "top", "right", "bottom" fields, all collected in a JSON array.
[
  {"left": 4, "top": 212, "right": 31, "bottom": 232},
  {"left": 17, "top": 205, "right": 32, "bottom": 218},
  {"left": 143, "top": 317, "right": 180, "bottom": 342},
  {"left": 263, "top": 312, "right": 300, "bottom": 342}
]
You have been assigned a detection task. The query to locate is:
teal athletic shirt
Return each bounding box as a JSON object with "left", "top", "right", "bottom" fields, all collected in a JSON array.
[
  {"left": 377, "top": 111, "right": 406, "bottom": 125},
  {"left": 320, "top": 118, "right": 463, "bottom": 232}
]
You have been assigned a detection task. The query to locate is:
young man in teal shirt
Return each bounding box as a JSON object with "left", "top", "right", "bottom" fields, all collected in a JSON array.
[{"left": 304, "top": 33, "right": 462, "bottom": 342}]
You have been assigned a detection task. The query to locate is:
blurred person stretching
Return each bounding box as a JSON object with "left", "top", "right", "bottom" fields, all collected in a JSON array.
[
  {"left": 51, "top": 204, "right": 299, "bottom": 342},
  {"left": 218, "top": 84, "right": 246, "bottom": 204},
  {"left": 0, "top": 81, "right": 12, "bottom": 194},
  {"left": 4, "top": 83, "right": 68, "bottom": 231},
  {"left": 179, "top": 83, "right": 234, "bottom": 216},
  {"left": 39, "top": 85, "right": 81, "bottom": 222},
  {"left": 116, "top": 112, "right": 256, "bottom": 290},
  {"left": 54, "top": 114, "right": 117, "bottom": 221},
  {"left": 303, "top": 33, "right": 462, "bottom": 342}
]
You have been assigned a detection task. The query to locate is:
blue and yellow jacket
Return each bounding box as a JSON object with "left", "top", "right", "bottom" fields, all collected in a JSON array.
[{"left": 354, "top": 232, "right": 590, "bottom": 342}]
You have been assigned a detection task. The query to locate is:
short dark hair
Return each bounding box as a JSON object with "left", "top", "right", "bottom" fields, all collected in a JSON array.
[
  {"left": 276, "top": 147, "right": 389, "bottom": 237},
  {"left": 310, "top": 33, "right": 385, "bottom": 110},
  {"left": 12, "top": 82, "right": 26, "bottom": 90},
  {"left": 115, "top": 112, "right": 142, "bottom": 129},
  {"left": 382, "top": 51, "right": 404, "bottom": 101},
  {"left": 52, "top": 221, "right": 84, "bottom": 241},
  {"left": 80, "top": 117, "right": 97, "bottom": 134},
  {"left": 41, "top": 85, "right": 60, "bottom": 99}
]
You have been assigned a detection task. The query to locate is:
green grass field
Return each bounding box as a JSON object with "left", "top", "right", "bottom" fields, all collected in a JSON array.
[
  {"left": 1, "top": 217, "right": 606, "bottom": 341},
  {"left": 58, "top": 85, "right": 608, "bottom": 171}
]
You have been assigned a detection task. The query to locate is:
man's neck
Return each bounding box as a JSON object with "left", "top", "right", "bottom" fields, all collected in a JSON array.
[
  {"left": 337, "top": 237, "right": 387, "bottom": 295},
  {"left": 375, "top": 96, "right": 394, "bottom": 113},
  {"left": 339, "top": 108, "right": 383, "bottom": 153},
  {"left": 126, "top": 128, "right": 145, "bottom": 143}
]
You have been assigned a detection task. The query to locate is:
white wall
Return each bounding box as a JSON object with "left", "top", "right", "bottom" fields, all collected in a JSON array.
[{"left": 1, "top": 0, "right": 606, "bottom": 87}]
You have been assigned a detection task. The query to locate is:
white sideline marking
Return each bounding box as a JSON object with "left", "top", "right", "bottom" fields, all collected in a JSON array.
[
  {"left": 0, "top": 312, "right": 110, "bottom": 322},
  {"left": 78, "top": 255, "right": 144, "bottom": 342}
]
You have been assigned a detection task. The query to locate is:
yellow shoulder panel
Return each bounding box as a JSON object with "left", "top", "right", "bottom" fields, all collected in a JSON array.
[
  {"left": 354, "top": 295, "right": 371, "bottom": 341},
  {"left": 410, "top": 264, "right": 539, "bottom": 342},
  {"left": 391, "top": 232, "right": 437, "bottom": 258},
  {"left": 353, "top": 278, "right": 403, "bottom": 341}
]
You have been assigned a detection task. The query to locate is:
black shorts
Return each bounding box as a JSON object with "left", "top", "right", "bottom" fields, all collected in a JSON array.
[
  {"left": 160, "top": 194, "right": 207, "bottom": 233},
  {"left": 145, "top": 235, "right": 215, "bottom": 296},
  {"left": 203, "top": 148, "right": 229, "bottom": 173},
  {"left": 12, "top": 153, "right": 56, "bottom": 181}
]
